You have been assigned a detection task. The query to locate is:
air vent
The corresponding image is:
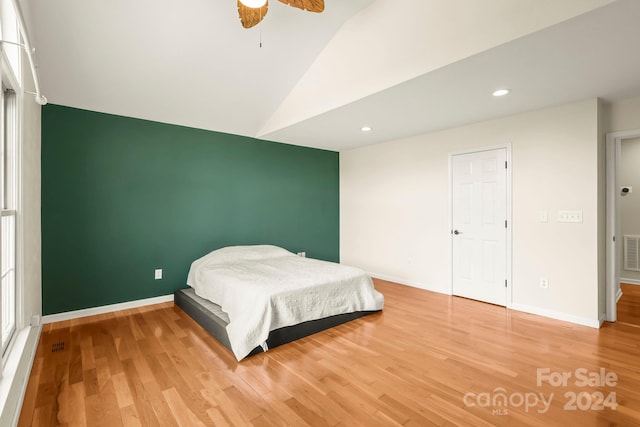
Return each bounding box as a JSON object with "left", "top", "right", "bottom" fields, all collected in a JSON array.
[
  {"left": 624, "top": 235, "right": 640, "bottom": 272},
  {"left": 51, "top": 341, "right": 65, "bottom": 353}
]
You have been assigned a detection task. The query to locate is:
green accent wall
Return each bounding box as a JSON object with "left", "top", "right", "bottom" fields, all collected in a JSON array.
[{"left": 42, "top": 105, "right": 339, "bottom": 315}]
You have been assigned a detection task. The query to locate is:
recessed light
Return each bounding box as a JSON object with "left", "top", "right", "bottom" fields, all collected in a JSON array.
[
  {"left": 492, "top": 89, "right": 510, "bottom": 97},
  {"left": 361, "top": 126, "right": 372, "bottom": 132}
]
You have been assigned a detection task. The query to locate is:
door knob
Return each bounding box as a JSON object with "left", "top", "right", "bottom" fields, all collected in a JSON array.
[{"left": 452, "top": 230, "right": 461, "bottom": 235}]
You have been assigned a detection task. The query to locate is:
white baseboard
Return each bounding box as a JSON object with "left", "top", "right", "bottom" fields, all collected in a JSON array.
[
  {"left": 620, "top": 278, "right": 640, "bottom": 286},
  {"left": 42, "top": 294, "right": 174, "bottom": 324},
  {"left": 599, "top": 313, "right": 607, "bottom": 327},
  {"left": 371, "top": 274, "right": 601, "bottom": 328},
  {"left": 0, "top": 324, "right": 42, "bottom": 426},
  {"left": 616, "top": 288, "right": 623, "bottom": 303},
  {"left": 510, "top": 303, "right": 601, "bottom": 328},
  {"left": 368, "top": 271, "right": 451, "bottom": 295}
]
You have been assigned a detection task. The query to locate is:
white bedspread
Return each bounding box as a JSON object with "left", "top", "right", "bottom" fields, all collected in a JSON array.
[{"left": 186, "top": 245, "right": 384, "bottom": 360}]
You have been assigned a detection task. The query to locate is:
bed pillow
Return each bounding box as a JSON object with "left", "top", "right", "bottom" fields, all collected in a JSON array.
[
  {"left": 187, "top": 245, "right": 295, "bottom": 287},
  {"left": 186, "top": 245, "right": 294, "bottom": 287},
  {"left": 201, "top": 245, "right": 294, "bottom": 265}
]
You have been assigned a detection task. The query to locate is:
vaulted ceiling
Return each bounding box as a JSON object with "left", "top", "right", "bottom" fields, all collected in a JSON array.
[{"left": 22, "top": 0, "right": 640, "bottom": 151}]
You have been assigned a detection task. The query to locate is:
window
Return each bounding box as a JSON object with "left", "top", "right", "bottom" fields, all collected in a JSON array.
[
  {"left": 0, "top": 85, "right": 17, "bottom": 357},
  {"left": 0, "top": 0, "right": 21, "bottom": 361},
  {"left": 0, "top": 0, "right": 20, "bottom": 85}
]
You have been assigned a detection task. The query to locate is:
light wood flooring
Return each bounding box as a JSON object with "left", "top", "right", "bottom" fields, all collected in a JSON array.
[
  {"left": 617, "top": 283, "right": 640, "bottom": 326},
  {"left": 18, "top": 279, "right": 640, "bottom": 426}
]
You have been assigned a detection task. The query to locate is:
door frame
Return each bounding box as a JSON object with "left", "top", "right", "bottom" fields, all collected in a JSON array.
[
  {"left": 605, "top": 129, "right": 640, "bottom": 322},
  {"left": 449, "top": 144, "right": 513, "bottom": 308}
]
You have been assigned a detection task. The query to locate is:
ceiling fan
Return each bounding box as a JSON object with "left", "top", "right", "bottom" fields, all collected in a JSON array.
[{"left": 237, "top": 0, "right": 325, "bottom": 28}]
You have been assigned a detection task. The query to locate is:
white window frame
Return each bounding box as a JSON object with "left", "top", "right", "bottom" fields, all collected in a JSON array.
[
  {"left": 1, "top": 87, "right": 17, "bottom": 358},
  {"left": 0, "top": 21, "right": 23, "bottom": 365}
]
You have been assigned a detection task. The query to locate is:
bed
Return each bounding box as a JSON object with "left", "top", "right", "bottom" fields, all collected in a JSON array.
[{"left": 176, "top": 245, "right": 384, "bottom": 361}]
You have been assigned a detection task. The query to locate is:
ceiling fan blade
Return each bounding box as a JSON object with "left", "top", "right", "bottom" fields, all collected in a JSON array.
[
  {"left": 238, "top": 1, "right": 269, "bottom": 29},
  {"left": 277, "top": 0, "right": 324, "bottom": 13}
]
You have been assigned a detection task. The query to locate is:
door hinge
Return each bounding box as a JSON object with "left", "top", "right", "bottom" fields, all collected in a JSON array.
[
  {"left": 505, "top": 279, "right": 507, "bottom": 288},
  {"left": 505, "top": 220, "right": 507, "bottom": 228},
  {"left": 613, "top": 236, "right": 616, "bottom": 242},
  {"left": 505, "top": 161, "right": 508, "bottom": 169}
]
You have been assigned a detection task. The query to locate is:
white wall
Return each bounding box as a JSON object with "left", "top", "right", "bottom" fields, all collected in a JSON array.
[
  {"left": 341, "top": 98, "right": 602, "bottom": 326},
  {"left": 607, "top": 96, "right": 640, "bottom": 132},
  {"left": 20, "top": 57, "right": 42, "bottom": 328}
]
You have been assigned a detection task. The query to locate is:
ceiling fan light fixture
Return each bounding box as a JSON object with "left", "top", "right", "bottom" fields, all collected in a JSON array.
[
  {"left": 238, "top": 0, "right": 324, "bottom": 28},
  {"left": 240, "top": 0, "right": 267, "bottom": 8}
]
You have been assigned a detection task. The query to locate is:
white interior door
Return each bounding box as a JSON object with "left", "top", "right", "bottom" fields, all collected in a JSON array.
[{"left": 451, "top": 148, "right": 507, "bottom": 306}]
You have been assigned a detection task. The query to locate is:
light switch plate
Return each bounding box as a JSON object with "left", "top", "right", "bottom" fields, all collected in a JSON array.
[
  {"left": 538, "top": 211, "right": 548, "bottom": 223},
  {"left": 155, "top": 269, "right": 163, "bottom": 280},
  {"left": 558, "top": 210, "right": 583, "bottom": 223}
]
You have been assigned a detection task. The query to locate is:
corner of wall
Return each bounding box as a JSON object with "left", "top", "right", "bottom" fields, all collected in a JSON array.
[
  {"left": 597, "top": 97, "right": 607, "bottom": 320},
  {"left": 20, "top": 56, "right": 43, "bottom": 328}
]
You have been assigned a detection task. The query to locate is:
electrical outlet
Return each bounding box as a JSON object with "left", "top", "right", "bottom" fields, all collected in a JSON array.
[
  {"left": 540, "top": 278, "right": 549, "bottom": 289},
  {"left": 297, "top": 252, "right": 306, "bottom": 258},
  {"left": 155, "top": 269, "right": 163, "bottom": 280}
]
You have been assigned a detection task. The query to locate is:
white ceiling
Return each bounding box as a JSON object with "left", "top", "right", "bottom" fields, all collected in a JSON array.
[{"left": 22, "top": 0, "right": 640, "bottom": 151}]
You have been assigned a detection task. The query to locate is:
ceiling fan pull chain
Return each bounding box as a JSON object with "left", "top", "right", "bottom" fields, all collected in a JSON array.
[{"left": 259, "top": 8, "right": 263, "bottom": 47}]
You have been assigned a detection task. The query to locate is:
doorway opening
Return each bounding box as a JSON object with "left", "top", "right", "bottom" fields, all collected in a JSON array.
[{"left": 606, "top": 129, "right": 640, "bottom": 323}]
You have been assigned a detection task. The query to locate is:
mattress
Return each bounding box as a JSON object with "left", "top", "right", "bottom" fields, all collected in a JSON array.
[
  {"left": 186, "top": 245, "right": 384, "bottom": 360},
  {"left": 174, "top": 287, "right": 380, "bottom": 357}
]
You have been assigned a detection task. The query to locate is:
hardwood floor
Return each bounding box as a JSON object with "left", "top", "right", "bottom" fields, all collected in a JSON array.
[
  {"left": 19, "top": 279, "right": 640, "bottom": 426},
  {"left": 617, "top": 283, "right": 640, "bottom": 326}
]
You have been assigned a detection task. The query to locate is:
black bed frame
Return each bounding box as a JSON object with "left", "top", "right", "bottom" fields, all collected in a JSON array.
[{"left": 174, "top": 288, "right": 379, "bottom": 357}]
